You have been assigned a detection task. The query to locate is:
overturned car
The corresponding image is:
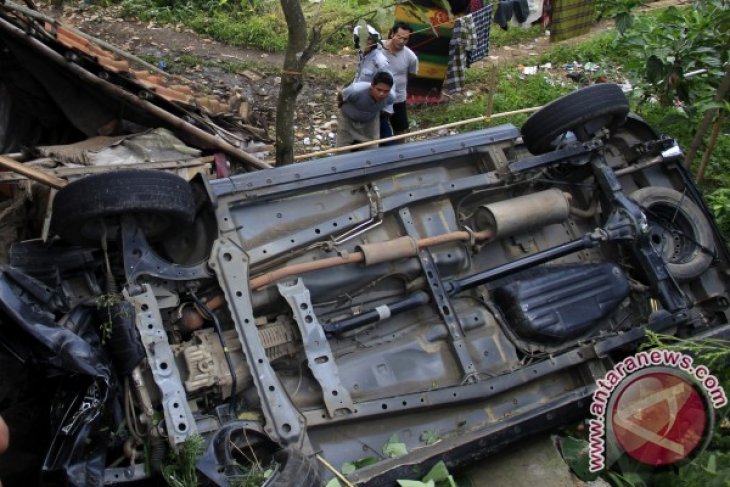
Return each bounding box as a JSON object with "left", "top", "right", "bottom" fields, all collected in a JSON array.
[{"left": 1, "top": 83, "right": 729, "bottom": 485}]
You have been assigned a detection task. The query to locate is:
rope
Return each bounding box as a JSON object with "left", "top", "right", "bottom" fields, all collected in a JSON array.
[{"left": 292, "top": 105, "right": 542, "bottom": 162}]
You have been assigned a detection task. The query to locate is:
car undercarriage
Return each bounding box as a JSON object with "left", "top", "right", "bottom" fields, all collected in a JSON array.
[{"left": 0, "top": 82, "right": 729, "bottom": 486}]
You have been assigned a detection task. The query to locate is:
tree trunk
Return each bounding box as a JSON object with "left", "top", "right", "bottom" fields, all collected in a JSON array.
[
  {"left": 685, "top": 66, "right": 730, "bottom": 168},
  {"left": 276, "top": 0, "right": 308, "bottom": 166},
  {"left": 275, "top": 71, "right": 304, "bottom": 165}
]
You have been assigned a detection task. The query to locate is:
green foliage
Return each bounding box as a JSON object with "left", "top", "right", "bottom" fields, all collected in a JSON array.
[
  {"left": 382, "top": 433, "right": 408, "bottom": 459},
  {"left": 413, "top": 67, "right": 572, "bottom": 132},
  {"left": 421, "top": 461, "right": 457, "bottom": 487},
  {"left": 119, "top": 0, "right": 394, "bottom": 52},
  {"left": 650, "top": 450, "right": 730, "bottom": 487},
  {"left": 395, "top": 461, "right": 457, "bottom": 487},
  {"left": 539, "top": 31, "right": 622, "bottom": 65},
  {"left": 593, "top": 0, "right": 647, "bottom": 24},
  {"left": 162, "top": 434, "right": 205, "bottom": 487},
  {"left": 706, "top": 188, "right": 730, "bottom": 239},
  {"left": 228, "top": 466, "right": 272, "bottom": 487},
  {"left": 420, "top": 429, "right": 440, "bottom": 445},
  {"left": 615, "top": 0, "right": 729, "bottom": 107},
  {"left": 490, "top": 25, "right": 544, "bottom": 48},
  {"left": 341, "top": 456, "right": 378, "bottom": 474},
  {"left": 96, "top": 293, "right": 122, "bottom": 343},
  {"left": 557, "top": 436, "right": 600, "bottom": 482},
  {"left": 642, "top": 331, "right": 730, "bottom": 385}
]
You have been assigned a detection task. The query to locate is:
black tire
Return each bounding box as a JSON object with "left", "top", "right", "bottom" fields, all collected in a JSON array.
[
  {"left": 264, "top": 448, "right": 321, "bottom": 487},
  {"left": 51, "top": 170, "right": 195, "bottom": 245},
  {"left": 631, "top": 187, "right": 715, "bottom": 281},
  {"left": 521, "top": 84, "right": 630, "bottom": 155}
]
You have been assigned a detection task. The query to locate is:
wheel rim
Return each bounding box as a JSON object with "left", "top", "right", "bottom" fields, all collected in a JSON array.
[{"left": 646, "top": 203, "right": 700, "bottom": 265}]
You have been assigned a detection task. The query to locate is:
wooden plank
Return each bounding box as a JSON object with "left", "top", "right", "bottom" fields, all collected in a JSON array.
[
  {"left": 0, "top": 155, "right": 68, "bottom": 188},
  {"left": 0, "top": 156, "right": 214, "bottom": 183}
]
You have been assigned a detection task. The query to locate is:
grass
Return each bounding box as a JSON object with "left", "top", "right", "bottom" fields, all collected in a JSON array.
[
  {"left": 490, "top": 24, "right": 544, "bottom": 48},
  {"left": 116, "top": 0, "right": 543, "bottom": 54},
  {"left": 411, "top": 67, "right": 573, "bottom": 132},
  {"left": 118, "top": 0, "right": 388, "bottom": 53},
  {"left": 120, "top": 0, "right": 289, "bottom": 52}
]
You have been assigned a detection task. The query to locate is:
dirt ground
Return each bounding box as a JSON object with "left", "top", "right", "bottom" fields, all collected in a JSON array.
[{"left": 36, "top": 0, "right": 683, "bottom": 155}]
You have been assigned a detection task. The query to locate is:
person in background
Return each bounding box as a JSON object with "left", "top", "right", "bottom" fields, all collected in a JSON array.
[
  {"left": 382, "top": 22, "right": 419, "bottom": 143},
  {"left": 352, "top": 24, "right": 396, "bottom": 140},
  {"left": 336, "top": 71, "right": 395, "bottom": 149}
]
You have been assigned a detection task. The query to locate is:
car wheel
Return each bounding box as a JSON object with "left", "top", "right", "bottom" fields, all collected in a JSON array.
[
  {"left": 631, "top": 187, "right": 715, "bottom": 281},
  {"left": 51, "top": 170, "right": 195, "bottom": 245},
  {"left": 521, "top": 84, "right": 630, "bottom": 155}
]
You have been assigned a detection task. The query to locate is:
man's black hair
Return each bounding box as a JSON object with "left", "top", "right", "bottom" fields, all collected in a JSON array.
[
  {"left": 372, "top": 71, "right": 394, "bottom": 87},
  {"left": 390, "top": 21, "right": 413, "bottom": 36}
]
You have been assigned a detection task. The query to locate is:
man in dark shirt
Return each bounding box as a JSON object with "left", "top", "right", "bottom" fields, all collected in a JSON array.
[{"left": 336, "top": 71, "right": 396, "bottom": 148}]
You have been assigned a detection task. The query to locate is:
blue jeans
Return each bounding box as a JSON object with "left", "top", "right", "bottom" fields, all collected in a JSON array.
[{"left": 380, "top": 112, "right": 395, "bottom": 146}]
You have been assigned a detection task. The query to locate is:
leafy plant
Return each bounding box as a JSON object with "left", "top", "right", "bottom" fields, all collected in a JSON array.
[
  {"left": 162, "top": 434, "right": 205, "bottom": 487},
  {"left": 593, "top": 0, "right": 647, "bottom": 29},
  {"left": 420, "top": 429, "right": 440, "bottom": 445},
  {"left": 642, "top": 330, "right": 730, "bottom": 386},
  {"left": 615, "top": 0, "right": 729, "bottom": 108},
  {"left": 556, "top": 436, "right": 600, "bottom": 482},
  {"left": 490, "top": 25, "right": 544, "bottom": 48},
  {"left": 395, "top": 461, "right": 457, "bottom": 487},
  {"left": 382, "top": 433, "right": 408, "bottom": 459},
  {"left": 706, "top": 188, "right": 730, "bottom": 239},
  {"left": 119, "top": 0, "right": 397, "bottom": 53},
  {"left": 341, "top": 456, "right": 378, "bottom": 474},
  {"left": 96, "top": 292, "right": 123, "bottom": 343}
]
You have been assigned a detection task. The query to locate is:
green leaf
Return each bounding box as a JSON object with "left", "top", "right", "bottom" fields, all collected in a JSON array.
[
  {"left": 342, "top": 456, "right": 378, "bottom": 475},
  {"left": 422, "top": 461, "right": 450, "bottom": 483},
  {"left": 624, "top": 472, "right": 646, "bottom": 486},
  {"left": 615, "top": 12, "right": 633, "bottom": 34},
  {"left": 557, "top": 436, "right": 600, "bottom": 481},
  {"left": 383, "top": 433, "right": 409, "bottom": 459},
  {"left": 325, "top": 478, "right": 343, "bottom": 487},
  {"left": 352, "top": 457, "right": 378, "bottom": 469},
  {"left": 645, "top": 55, "right": 665, "bottom": 84},
  {"left": 397, "top": 480, "right": 435, "bottom": 487},
  {"left": 695, "top": 101, "right": 724, "bottom": 113},
  {"left": 706, "top": 453, "right": 717, "bottom": 474},
  {"left": 420, "top": 430, "right": 440, "bottom": 445}
]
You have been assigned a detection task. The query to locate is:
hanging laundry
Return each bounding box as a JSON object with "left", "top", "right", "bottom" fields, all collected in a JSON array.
[
  {"left": 550, "top": 0, "right": 594, "bottom": 42},
  {"left": 467, "top": 4, "right": 493, "bottom": 64},
  {"left": 446, "top": 14, "right": 478, "bottom": 94},
  {"left": 493, "top": 0, "right": 513, "bottom": 30}
]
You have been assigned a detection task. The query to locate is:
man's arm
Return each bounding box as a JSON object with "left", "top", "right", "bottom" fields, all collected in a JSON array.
[
  {"left": 407, "top": 48, "right": 419, "bottom": 74},
  {"left": 341, "top": 83, "right": 358, "bottom": 101}
]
